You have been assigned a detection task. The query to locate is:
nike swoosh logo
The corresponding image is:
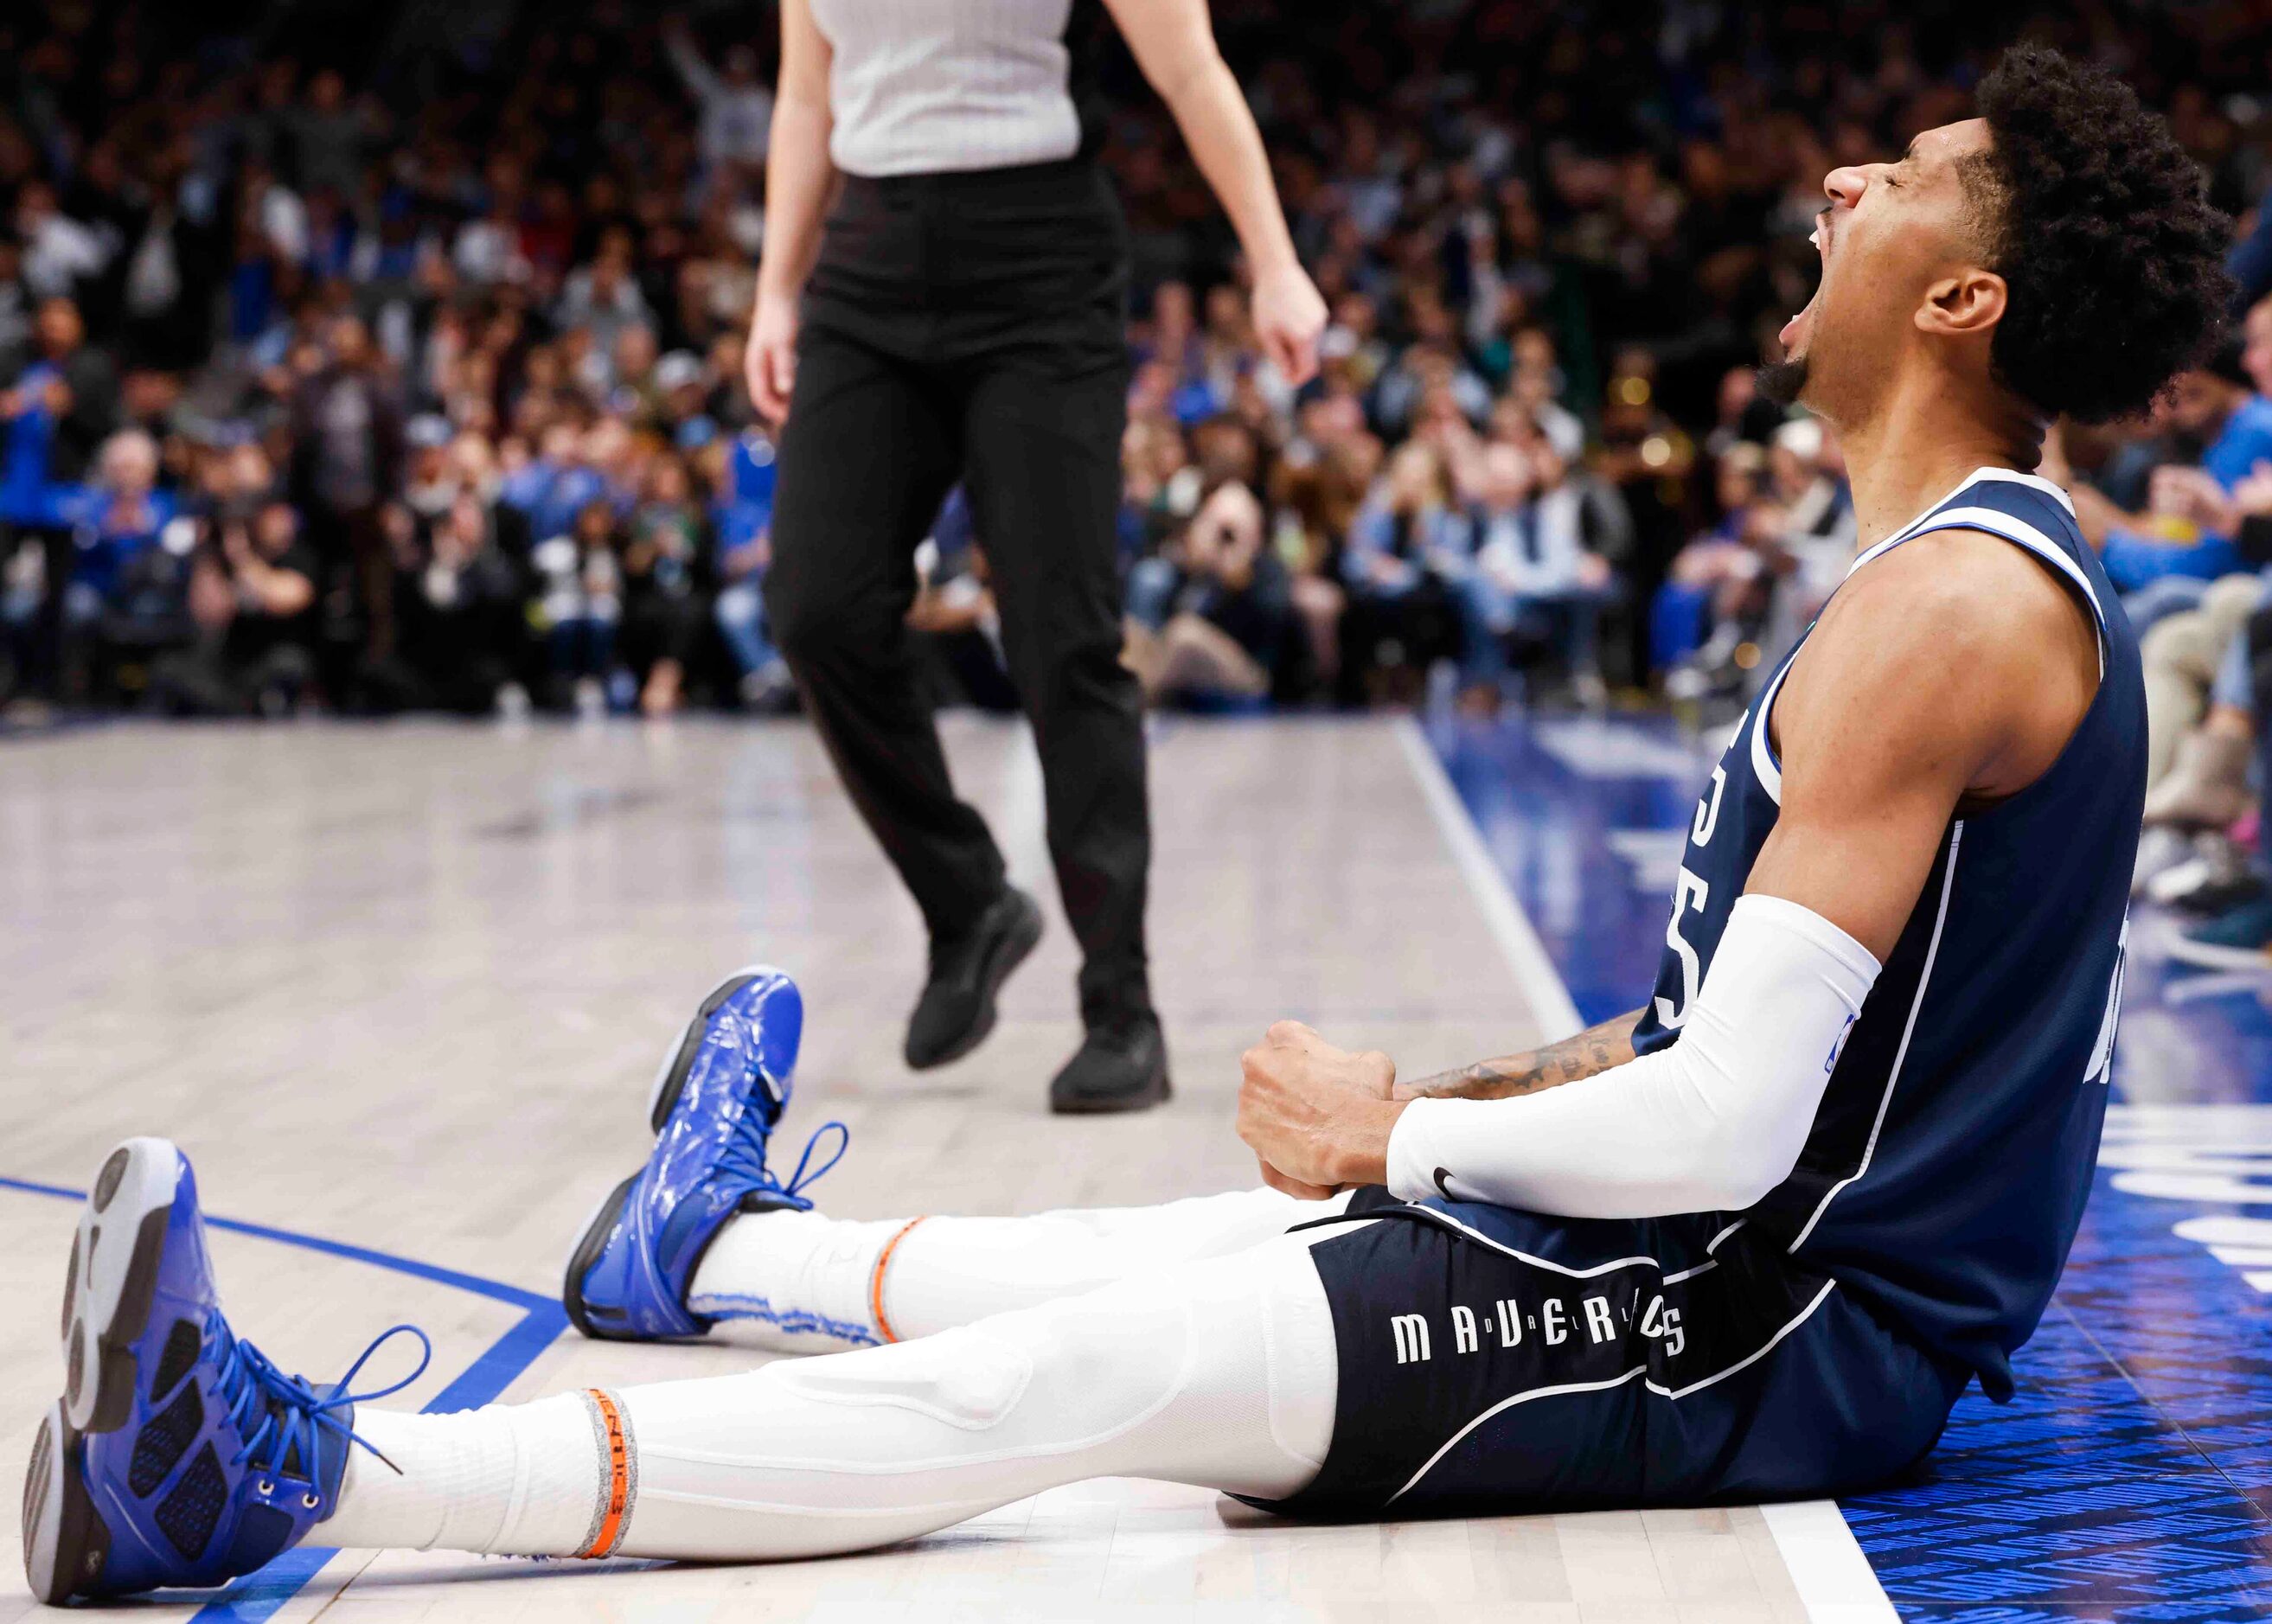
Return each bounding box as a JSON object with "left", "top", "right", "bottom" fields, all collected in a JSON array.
[{"left": 1433, "top": 1167, "right": 1459, "bottom": 1200}]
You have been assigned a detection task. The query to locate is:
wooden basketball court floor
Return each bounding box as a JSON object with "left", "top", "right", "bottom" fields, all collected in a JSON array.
[{"left": 0, "top": 714, "right": 1895, "bottom": 1621}]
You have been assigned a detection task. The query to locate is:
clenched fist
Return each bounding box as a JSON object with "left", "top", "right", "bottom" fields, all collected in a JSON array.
[{"left": 1236, "top": 1020, "right": 1404, "bottom": 1199}]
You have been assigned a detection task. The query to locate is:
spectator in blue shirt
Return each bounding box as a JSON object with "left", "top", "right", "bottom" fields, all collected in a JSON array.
[
  {"left": 1457, "top": 440, "right": 1616, "bottom": 711},
  {"left": 60, "top": 429, "right": 173, "bottom": 624},
  {"left": 2069, "top": 348, "right": 2272, "bottom": 617},
  {"left": 1337, "top": 440, "right": 1465, "bottom": 704}
]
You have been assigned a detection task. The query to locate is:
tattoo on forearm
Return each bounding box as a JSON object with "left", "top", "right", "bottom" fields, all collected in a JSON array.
[{"left": 1404, "top": 1010, "right": 1642, "bottom": 1101}]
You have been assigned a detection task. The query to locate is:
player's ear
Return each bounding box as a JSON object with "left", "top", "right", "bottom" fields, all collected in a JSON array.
[{"left": 1916, "top": 268, "right": 2006, "bottom": 340}]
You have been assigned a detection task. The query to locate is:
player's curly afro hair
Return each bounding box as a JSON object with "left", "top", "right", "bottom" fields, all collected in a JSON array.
[{"left": 1967, "top": 45, "right": 2235, "bottom": 425}]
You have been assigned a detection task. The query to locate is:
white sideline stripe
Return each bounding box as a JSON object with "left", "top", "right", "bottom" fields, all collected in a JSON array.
[
  {"left": 1765, "top": 1500, "right": 1904, "bottom": 1623},
  {"left": 1393, "top": 712, "right": 1894, "bottom": 1624},
  {"left": 1393, "top": 717, "right": 1584, "bottom": 1033}
]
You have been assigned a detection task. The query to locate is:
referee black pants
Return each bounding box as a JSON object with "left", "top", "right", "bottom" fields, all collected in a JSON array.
[{"left": 765, "top": 160, "right": 1151, "bottom": 1027}]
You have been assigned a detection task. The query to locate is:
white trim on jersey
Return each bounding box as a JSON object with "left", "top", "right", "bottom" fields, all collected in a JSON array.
[
  {"left": 1848, "top": 465, "right": 2080, "bottom": 580},
  {"left": 1968, "top": 466, "right": 2078, "bottom": 515},
  {"left": 1748, "top": 657, "right": 1795, "bottom": 806},
  {"left": 1394, "top": 1205, "right": 1753, "bottom": 1272},
  {"left": 1390, "top": 1205, "right": 1686, "bottom": 1279},
  {"left": 1386, "top": 1365, "right": 1652, "bottom": 1504},
  {"left": 1848, "top": 500, "right": 2108, "bottom": 680},
  {"left": 1655, "top": 1276, "right": 1841, "bottom": 1399},
  {"left": 1905, "top": 506, "right": 2104, "bottom": 614},
  {"left": 1787, "top": 821, "right": 1966, "bottom": 1254},
  {"left": 1383, "top": 1277, "right": 1844, "bottom": 1503}
]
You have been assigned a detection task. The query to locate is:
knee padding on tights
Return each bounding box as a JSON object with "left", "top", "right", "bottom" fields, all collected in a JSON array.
[
  {"left": 763, "top": 1282, "right": 1195, "bottom": 1458},
  {"left": 614, "top": 1237, "right": 1335, "bottom": 1558}
]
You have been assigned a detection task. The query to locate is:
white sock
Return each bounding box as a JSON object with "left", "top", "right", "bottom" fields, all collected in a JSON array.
[
  {"left": 321, "top": 1394, "right": 604, "bottom": 1555},
  {"left": 687, "top": 1210, "right": 901, "bottom": 1351}
]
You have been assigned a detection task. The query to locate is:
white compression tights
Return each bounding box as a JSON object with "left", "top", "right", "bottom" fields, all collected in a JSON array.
[
  {"left": 688, "top": 1185, "right": 1350, "bottom": 1350},
  {"left": 322, "top": 1189, "right": 1350, "bottom": 1562}
]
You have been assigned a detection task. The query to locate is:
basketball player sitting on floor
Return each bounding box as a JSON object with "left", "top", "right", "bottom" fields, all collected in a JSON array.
[{"left": 22, "top": 47, "right": 2234, "bottom": 1602}]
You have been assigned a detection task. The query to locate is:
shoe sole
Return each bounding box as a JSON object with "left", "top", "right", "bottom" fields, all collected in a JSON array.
[
  {"left": 22, "top": 1400, "right": 107, "bottom": 1605},
  {"left": 2164, "top": 937, "right": 2272, "bottom": 972},
  {"left": 27, "top": 1137, "right": 175, "bottom": 1603},
  {"left": 907, "top": 898, "right": 1045, "bottom": 1071},
  {"left": 64, "top": 1137, "right": 179, "bottom": 1436},
  {"left": 646, "top": 965, "right": 783, "bottom": 1134},
  {"left": 560, "top": 1173, "right": 639, "bottom": 1341},
  {"left": 1050, "top": 1065, "right": 1174, "bottom": 1117}
]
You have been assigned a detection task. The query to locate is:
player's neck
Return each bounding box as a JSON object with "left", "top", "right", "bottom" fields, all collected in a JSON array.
[{"left": 1835, "top": 369, "right": 2041, "bottom": 551}]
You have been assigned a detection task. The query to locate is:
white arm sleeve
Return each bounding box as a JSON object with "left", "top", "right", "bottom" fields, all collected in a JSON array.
[{"left": 1386, "top": 893, "right": 1880, "bottom": 1218}]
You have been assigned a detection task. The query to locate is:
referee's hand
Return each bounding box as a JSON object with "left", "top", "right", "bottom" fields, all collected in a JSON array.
[
  {"left": 1251, "top": 261, "right": 1328, "bottom": 388},
  {"left": 746, "top": 292, "right": 800, "bottom": 424}
]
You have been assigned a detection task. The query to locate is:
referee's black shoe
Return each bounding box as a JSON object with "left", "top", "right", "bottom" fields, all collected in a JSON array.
[
  {"left": 1049, "top": 1013, "right": 1171, "bottom": 1115},
  {"left": 905, "top": 886, "right": 1045, "bottom": 1070}
]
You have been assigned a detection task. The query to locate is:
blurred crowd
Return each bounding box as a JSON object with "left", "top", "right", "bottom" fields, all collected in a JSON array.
[
  {"left": 2109, "top": 292, "right": 2272, "bottom": 969},
  {"left": 6, "top": 0, "right": 2272, "bottom": 738}
]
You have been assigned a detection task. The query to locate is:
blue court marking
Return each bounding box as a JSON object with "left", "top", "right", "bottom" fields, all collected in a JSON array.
[
  {"left": 0, "top": 1175, "right": 571, "bottom": 1622},
  {"left": 1426, "top": 710, "right": 2272, "bottom": 1622}
]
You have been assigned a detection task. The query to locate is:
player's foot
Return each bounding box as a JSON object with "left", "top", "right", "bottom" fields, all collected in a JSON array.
[
  {"left": 904, "top": 886, "right": 1044, "bottom": 1070},
  {"left": 2166, "top": 897, "right": 2272, "bottom": 972},
  {"left": 565, "top": 967, "right": 845, "bottom": 1340},
  {"left": 22, "top": 1137, "right": 426, "bottom": 1604},
  {"left": 1048, "top": 1012, "right": 1171, "bottom": 1115}
]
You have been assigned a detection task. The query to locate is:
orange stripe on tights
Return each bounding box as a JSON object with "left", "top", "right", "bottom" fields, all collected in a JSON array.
[{"left": 869, "top": 1217, "right": 930, "bottom": 1344}]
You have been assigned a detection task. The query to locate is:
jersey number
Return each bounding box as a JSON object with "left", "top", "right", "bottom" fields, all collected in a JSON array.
[
  {"left": 1654, "top": 866, "right": 1710, "bottom": 1032},
  {"left": 1691, "top": 765, "right": 1727, "bottom": 847}
]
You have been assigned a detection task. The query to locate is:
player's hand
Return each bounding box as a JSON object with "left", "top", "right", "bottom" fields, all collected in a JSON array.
[
  {"left": 1250, "top": 260, "right": 1327, "bottom": 388},
  {"left": 1255, "top": 1158, "right": 1340, "bottom": 1202},
  {"left": 746, "top": 292, "right": 799, "bottom": 425},
  {"left": 1236, "top": 1020, "right": 1402, "bottom": 1193}
]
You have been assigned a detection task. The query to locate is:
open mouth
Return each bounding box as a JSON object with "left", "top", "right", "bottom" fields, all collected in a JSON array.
[{"left": 1778, "top": 219, "right": 1830, "bottom": 352}]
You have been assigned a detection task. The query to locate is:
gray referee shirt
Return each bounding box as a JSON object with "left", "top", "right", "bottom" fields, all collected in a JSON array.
[{"left": 812, "top": 0, "right": 1090, "bottom": 177}]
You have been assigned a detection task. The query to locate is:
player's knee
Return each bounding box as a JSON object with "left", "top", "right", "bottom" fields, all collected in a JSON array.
[
  {"left": 770, "top": 1325, "right": 1038, "bottom": 1429},
  {"left": 768, "top": 1291, "right": 1193, "bottom": 1442}
]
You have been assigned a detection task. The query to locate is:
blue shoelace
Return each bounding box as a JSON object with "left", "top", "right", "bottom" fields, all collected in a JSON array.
[
  {"left": 211, "top": 1320, "right": 432, "bottom": 1490},
  {"left": 716, "top": 1085, "right": 848, "bottom": 1212}
]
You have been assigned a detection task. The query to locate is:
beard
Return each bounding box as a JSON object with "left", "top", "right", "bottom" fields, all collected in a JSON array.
[{"left": 1756, "top": 356, "right": 1809, "bottom": 407}]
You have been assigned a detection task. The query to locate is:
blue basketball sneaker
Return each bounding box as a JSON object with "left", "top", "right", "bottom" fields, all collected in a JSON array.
[
  {"left": 563, "top": 966, "right": 848, "bottom": 1340},
  {"left": 22, "top": 1137, "right": 427, "bottom": 1604}
]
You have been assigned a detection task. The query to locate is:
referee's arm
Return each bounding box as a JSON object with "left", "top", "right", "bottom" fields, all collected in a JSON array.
[
  {"left": 1103, "top": 0, "right": 1325, "bottom": 384},
  {"left": 746, "top": 0, "right": 835, "bottom": 421}
]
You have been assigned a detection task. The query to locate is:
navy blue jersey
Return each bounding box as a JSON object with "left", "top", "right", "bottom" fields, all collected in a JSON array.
[
  {"left": 1268, "top": 468, "right": 2141, "bottom": 1512},
  {"left": 1622, "top": 467, "right": 2142, "bottom": 1397}
]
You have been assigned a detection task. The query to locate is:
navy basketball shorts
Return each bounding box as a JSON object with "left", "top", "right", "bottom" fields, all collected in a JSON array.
[{"left": 1254, "top": 1190, "right": 1969, "bottom": 1518}]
